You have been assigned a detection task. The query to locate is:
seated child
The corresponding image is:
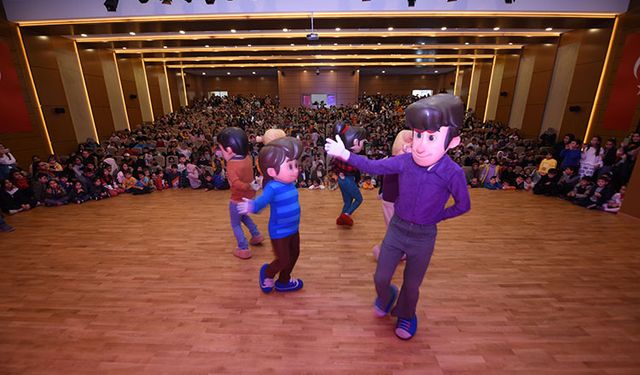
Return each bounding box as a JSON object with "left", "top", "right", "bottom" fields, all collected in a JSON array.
[
  {"left": 602, "top": 185, "right": 625, "bottom": 213},
  {"left": 361, "top": 176, "right": 376, "bottom": 190},
  {"left": 153, "top": 171, "right": 168, "bottom": 191},
  {"left": 70, "top": 180, "right": 90, "bottom": 204},
  {"left": 308, "top": 178, "right": 325, "bottom": 190},
  {"left": 575, "top": 174, "right": 613, "bottom": 209},
  {"left": 164, "top": 164, "right": 181, "bottom": 188},
  {"left": 556, "top": 166, "right": 580, "bottom": 197},
  {"left": 567, "top": 176, "right": 593, "bottom": 202},
  {"left": 484, "top": 176, "right": 502, "bottom": 190},
  {"left": 533, "top": 168, "right": 559, "bottom": 196},
  {"left": 89, "top": 178, "right": 110, "bottom": 200},
  {"left": 502, "top": 175, "right": 525, "bottom": 190},
  {"left": 326, "top": 173, "right": 338, "bottom": 191},
  {"left": 523, "top": 176, "right": 534, "bottom": 192},
  {"left": 468, "top": 177, "right": 481, "bottom": 188},
  {"left": 186, "top": 163, "right": 202, "bottom": 189},
  {"left": 44, "top": 180, "right": 69, "bottom": 206},
  {"left": 201, "top": 172, "right": 216, "bottom": 191}
]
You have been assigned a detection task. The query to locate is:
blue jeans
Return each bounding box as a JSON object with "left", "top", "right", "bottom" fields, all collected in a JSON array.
[
  {"left": 338, "top": 175, "right": 363, "bottom": 215},
  {"left": 374, "top": 215, "right": 437, "bottom": 319},
  {"left": 229, "top": 201, "right": 260, "bottom": 249},
  {"left": 0, "top": 164, "right": 13, "bottom": 180}
]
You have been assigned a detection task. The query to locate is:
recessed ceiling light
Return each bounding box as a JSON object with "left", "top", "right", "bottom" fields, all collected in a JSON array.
[
  {"left": 465, "top": 42, "right": 470, "bottom": 45},
  {"left": 333, "top": 43, "right": 338, "bottom": 46},
  {"left": 247, "top": 44, "right": 252, "bottom": 46},
  {"left": 377, "top": 42, "right": 381, "bottom": 45},
  {"left": 205, "top": 44, "right": 209, "bottom": 47},
  {"left": 434, "top": 70, "right": 439, "bottom": 73},
  {"left": 335, "top": 27, "right": 341, "bottom": 31},
  {"left": 493, "top": 27, "right": 500, "bottom": 31},
  {"left": 202, "top": 72, "right": 206, "bottom": 75},
  {"left": 230, "top": 29, "right": 236, "bottom": 33},
  {"left": 545, "top": 27, "right": 553, "bottom": 31},
  {"left": 508, "top": 42, "right": 513, "bottom": 45},
  {"left": 282, "top": 28, "right": 289, "bottom": 32},
  {"left": 179, "top": 30, "right": 186, "bottom": 34},
  {"left": 129, "top": 31, "right": 136, "bottom": 36},
  {"left": 227, "top": 72, "right": 231, "bottom": 75},
  {"left": 80, "top": 33, "right": 88, "bottom": 37},
  {"left": 382, "top": 70, "right": 386, "bottom": 73},
  {"left": 441, "top": 26, "right": 447, "bottom": 31},
  {"left": 290, "top": 43, "right": 295, "bottom": 46},
  {"left": 122, "top": 47, "right": 127, "bottom": 50},
  {"left": 387, "top": 27, "right": 394, "bottom": 31},
  {"left": 420, "top": 42, "right": 425, "bottom": 45},
  {"left": 252, "top": 71, "right": 256, "bottom": 74},
  {"left": 163, "top": 45, "right": 168, "bottom": 48}
]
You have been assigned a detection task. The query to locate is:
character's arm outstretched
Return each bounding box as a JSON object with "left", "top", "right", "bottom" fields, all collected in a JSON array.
[
  {"left": 325, "top": 136, "right": 404, "bottom": 175},
  {"left": 237, "top": 183, "right": 275, "bottom": 214}
]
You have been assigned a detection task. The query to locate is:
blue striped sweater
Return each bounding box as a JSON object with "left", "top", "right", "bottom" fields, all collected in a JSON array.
[{"left": 251, "top": 180, "right": 300, "bottom": 239}]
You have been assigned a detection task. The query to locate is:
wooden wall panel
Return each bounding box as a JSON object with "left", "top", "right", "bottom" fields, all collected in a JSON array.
[
  {"left": 520, "top": 44, "right": 558, "bottom": 138},
  {"left": 621, "top": 149, "right": 640, "bottom": 219},
  {"left": 185, "top": 74, "right": 206, "bottom": 101},
  {"left": 202, "top": 75, "right": 278, "bottom": 97},
  {"left": 495, "top": 54, "right": 520, "bottom": 125},
  {"left": 561, "top": 27, "right": 613, "bottom": 139},
  {"left": 0, "top": 22, "right": 51, "bottom": 166},
  {"left": 22, "top": 34, "right": 77, "bottom": 156},
  {"left": 78, "top": 49, "right": 115, "bottom": 141},
  {"left": 360, "top": 74, "right": 443, "bottom": 96},
  {"left": 458, "top": 67, "right": 472, "bottom": 105},
  {"left": 145, "top": 64, "right": 164, "bottom": 120},
  {"left": 116, "top": 59, "right": 143, "bottom": 129},
  {"left": 279, "top": 69, "right": 357, "bottom": 108},
  {"left": 474, "top": 62, "right": 493, "bottom": 121},
  {"left": 167, "top": 69, "right": 182, "bottom": 110}
]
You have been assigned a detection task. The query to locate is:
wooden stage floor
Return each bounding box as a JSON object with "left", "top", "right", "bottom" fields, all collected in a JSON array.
[{"left": 1, "top": 189, "right": 639, "bottom": 375}]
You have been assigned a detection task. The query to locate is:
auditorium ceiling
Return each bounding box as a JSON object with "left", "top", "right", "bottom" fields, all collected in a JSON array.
[{"left": 7, "top": 3, "right": 623, "bottom": 76}]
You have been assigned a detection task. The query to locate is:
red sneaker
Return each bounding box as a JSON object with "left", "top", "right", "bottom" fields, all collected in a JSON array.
[
  {"left": 249, "top": 234, "right": 264, "bottom": 246},
  {"left": 233, "top": 248, "right": 252, "bottom": 259},
  {"left": 344, "top": 214, "right": 354, "bottom": 226}
]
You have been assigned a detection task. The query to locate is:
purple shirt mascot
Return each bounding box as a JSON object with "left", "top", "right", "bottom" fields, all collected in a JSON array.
[{"left": 325, "top": 94, "right": 471, "bottom": 340}]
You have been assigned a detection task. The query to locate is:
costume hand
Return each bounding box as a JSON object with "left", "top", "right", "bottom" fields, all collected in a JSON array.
[
  {"left": 237, "top": 198, "right": 253, "bottom": 215},
  {"left": 324, "top": 136, "right": 350, "bottom": 160}
]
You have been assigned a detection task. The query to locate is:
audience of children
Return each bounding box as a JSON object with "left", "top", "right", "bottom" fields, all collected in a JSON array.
[{"left": 0, "top": 94, "right": 635, "bottom": 228}]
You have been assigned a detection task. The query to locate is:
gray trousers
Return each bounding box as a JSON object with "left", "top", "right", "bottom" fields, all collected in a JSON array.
[{"left": 374, "top": 214, "right": 437, "bottom": 319}]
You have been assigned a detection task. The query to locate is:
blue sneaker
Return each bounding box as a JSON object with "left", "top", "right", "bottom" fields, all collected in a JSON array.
[
  {"left": 395, "top": 316, "right": 418, "bottom": 340},
  {"left": 259, "top": 264, "right": 274, "bottom": 294},
  {"left": 274, "top": 278, "right": 304, "bottom": 292},
  {"left": 373, "top": 284, "right": 398, "bottom": 318}
]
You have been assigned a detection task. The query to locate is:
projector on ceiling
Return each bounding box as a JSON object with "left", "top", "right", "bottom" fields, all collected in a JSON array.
[{"left": 306, "top": 32, "right": 319, "bottom": 41}]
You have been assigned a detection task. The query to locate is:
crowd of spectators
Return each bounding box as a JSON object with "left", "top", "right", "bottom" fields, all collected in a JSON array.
[{"left": 0, "top": 93, "right": 637, "bottom": 232}]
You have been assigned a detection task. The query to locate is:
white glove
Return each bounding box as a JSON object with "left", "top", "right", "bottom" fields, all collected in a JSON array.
[
  {"left": 237, "top": 198, "right": 253, "bottom": 215},
  {"left": 250, "top": 180, "right": 261, "bottom": 191},
  {"left": 324, "top": 135, "right": 351, "bottom": 161}
]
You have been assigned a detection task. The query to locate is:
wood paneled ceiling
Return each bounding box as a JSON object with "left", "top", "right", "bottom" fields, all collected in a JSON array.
[{"left": 18, "top": 12, "right": 614, "bottom": 74}]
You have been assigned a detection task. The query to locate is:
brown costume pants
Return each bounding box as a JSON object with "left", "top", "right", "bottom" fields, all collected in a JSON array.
[{"left": 265, "top": 232, "right": 300, "bottom": 283}]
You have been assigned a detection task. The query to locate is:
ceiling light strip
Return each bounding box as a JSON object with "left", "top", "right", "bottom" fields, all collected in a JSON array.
[
  {"left": 115, "top": 44, "right": 523, "bottom": 54},
  {"left": 16, "top": 11, "right": 618, "bottom": 27},
  {"left": 143, "top": 54, "right": 495, "bottom": 62},
  {"left": 167, "top": 62, "right": 475, "bottom": 69},
  {"left": 75, "top": 30, "right": 561, "bottom": 43}
]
